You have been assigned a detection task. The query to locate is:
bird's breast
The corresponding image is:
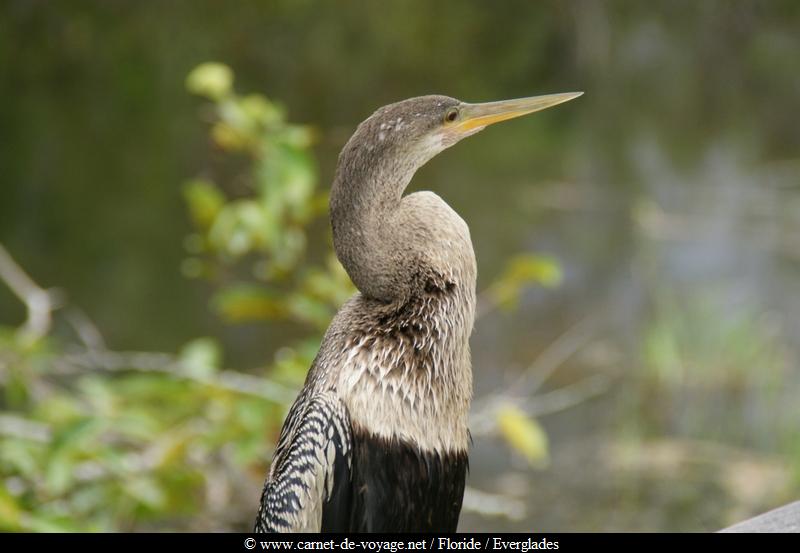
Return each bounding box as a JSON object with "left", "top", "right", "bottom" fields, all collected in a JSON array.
[{"left": 329, "top": 282, "right": 474, "bottom": 455}]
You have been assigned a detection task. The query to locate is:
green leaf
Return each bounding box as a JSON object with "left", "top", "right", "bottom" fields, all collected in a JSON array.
[
  {"left": 45, "top": 418, "right": 103, "bottom": 495},
  {"left": 123, "top": 476, "right": 167, "bottom": 510},
  {"left": 211, "top": 121, "right": 249, "bottom": 151},
  {"left": 272, "top": 342, "right": 316, "bottom": 384},
  {"left": 185, "top": 62, "right": 233, "bottom": 100},
  {"left": 184, "top": 179, "right": 225, "bottom": 229},
  {"left": 496, "top": 405, "right": 550, "bottom": 468},
  {"left": 212, "top": 284, "right": 287, "bottom": 322},
  {"left": 51, "top": 417, "right": 102, "bottom": 454},
  {"left": 22, "top": 513, "right": 81, "bottom": 533},
  {"left": 285, "top": 293, "right": 335, "bottom": 329},
  {"left": 490, "top": 253, "right": 563, "bottom": 311},
  {"left": 0, "top": 487, "right": 22, "bottom": 530},
  {"left": 282, "top": 125, "right": 315, "bottom": 148},
  {"left": 240, "top": 94, "right": 282, "bottom": 126},
  {"left": 0, "top": 440, "right": 41, "bottom": 480},
  {"left": 44, "top": 454, "right": 74, "bottom": 495},
  {"left": 179, "top": 337, "right": 222, "bottom": 377},
  {"left": 207, "top": 200, "right": 272, "bottom": 257}
]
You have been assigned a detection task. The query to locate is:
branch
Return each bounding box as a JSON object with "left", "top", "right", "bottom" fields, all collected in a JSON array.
[
  {"left": 64, "top": 308, "right": 106, "bottom": 351},
  {"left": 0, "top": 243, "right": 58, "bottom": 342},
  {"left": 462, "top": 486, "right": 526, "bottom": 521},
  {"left": 516, "top": 314, "right": 597, "bottom": 394},
  {"left": 0, "top": 244, "right": 296, "bottom": 405},
  {"left": 470, "top": 375, "right": 612, "bottom": 436},
  {"left": 525, "top": 374, "right": 612, "bottom": 417},
  {"left": 470, "top": 313, "right": 611, "bottom": 436},
  {"left": 0, "top": 413, "right": 52, "bottom": 443},
  {"left": 52, "top": 350, "right": 297, "bottom": 404}
]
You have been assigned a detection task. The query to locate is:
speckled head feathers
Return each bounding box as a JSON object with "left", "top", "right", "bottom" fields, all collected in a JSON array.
[{"left": 337, "top": 95, "right": 465, "bottom": 173}]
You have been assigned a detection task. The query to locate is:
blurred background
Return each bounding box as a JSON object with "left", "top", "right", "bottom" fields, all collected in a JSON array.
[{"left": 1, "top": 0, "right": 799, "bottom": 532}]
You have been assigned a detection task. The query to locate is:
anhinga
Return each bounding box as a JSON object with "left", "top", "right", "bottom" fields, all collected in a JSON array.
[{"left": 255, "top": 91, "right": 582, "bottom": 532}]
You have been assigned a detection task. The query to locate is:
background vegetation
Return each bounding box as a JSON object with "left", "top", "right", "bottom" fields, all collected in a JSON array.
[{"left": 1, "top": 0, "right": 799, "bottom": 531}]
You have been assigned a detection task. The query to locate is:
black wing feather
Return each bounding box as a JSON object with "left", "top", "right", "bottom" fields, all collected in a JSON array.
[{"left": 255, "top": 392, "right": 353, "bottom": 532}]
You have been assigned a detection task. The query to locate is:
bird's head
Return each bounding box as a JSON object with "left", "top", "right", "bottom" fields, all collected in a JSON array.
[
  {"left": 345, "top": 92, "right": 583, "bottom": 172},
  {"left": 331, "top": 91, "right": 583, "bottom": 302}
]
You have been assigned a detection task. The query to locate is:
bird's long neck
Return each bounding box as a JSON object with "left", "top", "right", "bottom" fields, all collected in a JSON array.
[
  {"left": 326, "top": 124, "right": 477, "bottom": 454},
  {"left": 330, "top": 140, "right": 418, "bottom": 303}
]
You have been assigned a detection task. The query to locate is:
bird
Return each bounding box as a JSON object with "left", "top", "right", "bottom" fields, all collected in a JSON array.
[{"left": 255, "top": 91, "right": 582, "bottom": 533}]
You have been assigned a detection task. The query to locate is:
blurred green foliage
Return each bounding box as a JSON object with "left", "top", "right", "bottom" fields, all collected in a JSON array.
[
  {"left": 182, "top": 62, "right": 354, "bottom": 334},
  {"left": 0, "top": 327, "right": 290, "bottom": 531},
  {"left": 0, "top": 63, "right": 348, "bottom": 531},
  {"left": 637, "top": 294, "right": 796, "bottom": 462},
  {"left": 487, "top": 254, "right": 562, "bottom": 312}
]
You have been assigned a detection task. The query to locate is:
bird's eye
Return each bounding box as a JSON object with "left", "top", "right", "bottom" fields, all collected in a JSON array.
[{"left": 444, "top": 108, "right": 459, "bottom": 123}]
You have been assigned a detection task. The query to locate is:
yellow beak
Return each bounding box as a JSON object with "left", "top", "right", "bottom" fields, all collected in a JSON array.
[{"left": 456, "top": 92, "right": 583, "bottom": 134}]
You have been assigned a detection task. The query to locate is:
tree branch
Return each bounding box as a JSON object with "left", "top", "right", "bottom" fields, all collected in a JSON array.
[
  {"left": 462, "top": 486, "right": 526, "bottom": 521},
  {"left": 0, "top": 413, "right": 52, "bottom": 443},
  {"left": 0, "top": 243, "right": 57, "bottom": 343},
  {"left": 52, "top": 350, "right": 296, "bottom": 404}
]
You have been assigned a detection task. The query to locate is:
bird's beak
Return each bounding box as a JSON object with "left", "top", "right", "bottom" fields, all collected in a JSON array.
[{"left": 455, "top": 92, "right": 583, "bottom": 135}]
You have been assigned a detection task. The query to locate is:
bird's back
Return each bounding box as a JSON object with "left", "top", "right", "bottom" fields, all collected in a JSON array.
[{"left": 255, "top": 390, "right": 352, "bottom": 532}]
